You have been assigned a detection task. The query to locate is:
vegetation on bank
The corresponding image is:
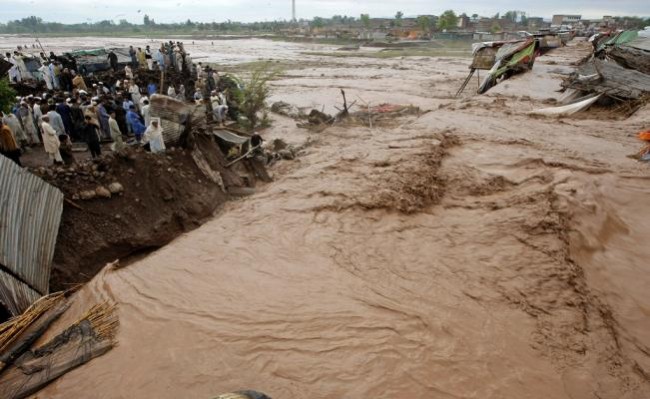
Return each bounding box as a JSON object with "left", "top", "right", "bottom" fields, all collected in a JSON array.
[{"left": 0, "top": 78, "right": 17, "bottom": 113}]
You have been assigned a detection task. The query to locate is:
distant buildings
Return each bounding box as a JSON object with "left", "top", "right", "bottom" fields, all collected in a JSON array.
[
  {"left": 296, "top": 11, "right": 640, "bottom": 41},
  {"left": 552, "top": 15, "right": 582, "bottom": 26},
  {"left": 527, "top": 17, "right": 545, "bottom": 30}
]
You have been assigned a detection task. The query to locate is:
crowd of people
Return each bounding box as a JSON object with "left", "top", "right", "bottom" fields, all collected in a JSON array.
[{"left": 0, "top": 40, "right": 234, "bottom": 167}]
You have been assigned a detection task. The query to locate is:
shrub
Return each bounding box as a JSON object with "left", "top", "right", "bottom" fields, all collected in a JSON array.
[
  {"left": 237, "top": 63, "right": 281, "bottom": 131},
  {"left": 0, "top": 77, "right": 17, "bottom": 114}
]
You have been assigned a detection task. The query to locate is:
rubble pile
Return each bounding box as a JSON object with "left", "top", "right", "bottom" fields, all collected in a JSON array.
[{"left": 560, "top": 30, "right": 650, "bottom": 115}]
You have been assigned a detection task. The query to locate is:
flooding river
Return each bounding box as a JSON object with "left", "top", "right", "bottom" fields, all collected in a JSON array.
[
  {"left": 0, "top": 36, "right": 335, "bottom": 65},
  {"left": 26, "top": 38, "right": 650, "bottom": 398}
]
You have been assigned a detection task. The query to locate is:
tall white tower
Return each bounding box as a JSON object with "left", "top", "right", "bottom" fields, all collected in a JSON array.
[{"left": 292, "top": 0, "right": 296, "bottom": 22}]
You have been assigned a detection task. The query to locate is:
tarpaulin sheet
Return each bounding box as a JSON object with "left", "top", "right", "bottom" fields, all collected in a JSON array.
[{"left": 214, "top": 130, "right": 249, "bottom": 145}]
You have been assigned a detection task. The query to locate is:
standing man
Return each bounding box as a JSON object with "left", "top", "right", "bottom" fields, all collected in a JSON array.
[
  {"left": 46, "top": 105, "right": 66, "bottom": 136},
  {"left": 82, "top": 115, "right": 102, "bottom": 158},
  {"left": 145, "top": 45, "right": 153, "bottom": 70},
  {"left": 59, "top": 68, "right": 73, "bottom": 92},
  {"left": 19, "top": 102, "right": 40, "bottom": 145},
  {"left": 0, "top": 119, "right": 22, "bottom": 165},
  {"left": 196, "top": 62, "right": 204, "bottom": 80},
  {"left": 97, "top": 99, "right": 111, "bottom": 140},
  {"left": 174, "top": 48, "right": 183, "bottom": 73},
  {"left": 155, "top": 46, "right": 165, "bottom": 72},
  {"left": 126, "top": 105, "right": 145, "bottom": 142},
  {"left": 137, "top": 48, "right": 146, "bottom": 69},
  {"left": 72, "top": 70, "right": 88, "bottom": 91},
  {"left": 108, "top": 50, "right": 119, "bottom": 72},
  {"left": 56, "top": 98, "right": 73, "bottom": 135},
  {"left": 2, "top": 111, "right": 28, "bottom": 146},
  {"left": 40, "top": 115, "right": 63, "bottom": 164},
  {"left": 69, "top": 98, "right": 85, "bottom": 141},
  {"left": 142, "top": 118, "right": 165, "bottom": 153},
  {"left": 128, "top": 45, "right": 137, "bottom": 68},
  {"left": 39, "top": 62, "right": 53, "bottom": 90},
  {"left": 124, "top": 65, "right": 134, "bottom": 80},
  {"left": 129, "top": 81, "right": 142, "bottom": 111},
  {"left": 50, "top": 62, "right": 60, "bottom": 90},
  {"left": 108, "top": 110, "right": 124, "bottom": 152},
  {"left": 141, "top": 99, "right": 151, "bottom": 127}
]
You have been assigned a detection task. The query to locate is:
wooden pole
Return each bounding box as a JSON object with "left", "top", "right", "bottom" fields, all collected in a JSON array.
[{"left": 160, "top": 69, "right": 165, "bottom": 94}]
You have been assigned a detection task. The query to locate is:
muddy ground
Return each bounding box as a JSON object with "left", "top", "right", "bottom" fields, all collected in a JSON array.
[{"left": 28, "top": 38, "right": 650, "bottom": 399}]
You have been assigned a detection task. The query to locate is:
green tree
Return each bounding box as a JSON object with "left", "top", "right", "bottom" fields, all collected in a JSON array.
[
  {"left": 504, "top": 11, "right": 518, "bottom": 22},
  {"left": 437, "top": 10, "right": 458, "bottom": 31},
  {"left": 311, "top": 16, "right": 325, "bottom": 28},
  {"left": 0, "top": 78, "right": 17, "bottom": 114},
  {"left": 395, "top": 11, "right": 403, "bottom": 27},
  {"left": 416, "top": 15, "right": 431, "bottom": 32},
  {"left": 238, "top": 63, "right": 282, "bottom": 131},
  {"left": 360, "top": 14, "right": 370, "bottom": 29},
  {"left": 471, "top": 14, "right": 479, "bottom": 21},
  {"left": 491, "top": 23, "right": 502, "bottom": 33}
]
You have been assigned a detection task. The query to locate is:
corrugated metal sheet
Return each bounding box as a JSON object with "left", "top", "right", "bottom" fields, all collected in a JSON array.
[
  {"left": 0, "top": 270, "right": 41, "bottom": 316},
  {"left": 149, "top": 94, "right": 192, "bottom": 145},
  {"left": 0, "top": 155, "right": 63, "bottom": 314}
]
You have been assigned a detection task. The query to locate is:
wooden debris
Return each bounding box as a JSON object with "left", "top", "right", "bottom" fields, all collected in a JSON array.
[{"left": 0, "top": 301, "right": 119, "bottom": 399}]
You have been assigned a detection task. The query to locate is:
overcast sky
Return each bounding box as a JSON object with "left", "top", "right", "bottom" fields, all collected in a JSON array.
[{"left": 1, "top": 0, "right": 648, "bottom": 24}]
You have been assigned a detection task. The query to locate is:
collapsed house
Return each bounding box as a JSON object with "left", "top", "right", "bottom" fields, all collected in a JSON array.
[
  {"left": 457, "top": 37, "right": 539, "bottom": 96},
  {"left": 59, "top": 48, "right": 131, "bottom": 75},
  {"left": 532, "top": 29, "right": 650, "bottom": 117},
  {"left": 2, "top": 55, "right": 44, "bottom": 87},
  {"left": 456, "top": 31, "right": 576, "bottom": 96}
]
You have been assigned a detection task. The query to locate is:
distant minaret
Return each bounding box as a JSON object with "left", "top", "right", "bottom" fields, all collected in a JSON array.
[{"left": 292, "top": 0, "right": 296, "bottom": 22}]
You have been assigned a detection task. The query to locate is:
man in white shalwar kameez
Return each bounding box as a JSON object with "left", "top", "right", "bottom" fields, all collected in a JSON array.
[
  {"left": 41, "top": 115, "right": 63, "bottom": 164},
  {"left": 143, "top": 118, "right": 165, "bottom": 153},
  {"left": 39, "top": 63, "right": 53, "bottom": 90}
]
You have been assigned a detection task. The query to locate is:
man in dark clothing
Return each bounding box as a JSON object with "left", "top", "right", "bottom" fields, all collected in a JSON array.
[
  {"left": 59, "top": 68, "right": 73, "bottom": 92},
  {"left": 82, "top": 115, "right": 102, "bottom": 158},
  {"left": 69, "top": 99, "right": 85, "bottom": 141},
  {"left": 56, "top": 98, "right": 73, "bottom": 135},
  {"left": 58, "top": 134, "right": 75, "bottom": 165},
  {"left": 128, "top": 46, "right": 137, "bottom": 68},
  {"left": 108, "top": 50, "right": 119, "bottom": 72},
  {"left": 113, "top": 96, "right": 129, "bottom": 136}
]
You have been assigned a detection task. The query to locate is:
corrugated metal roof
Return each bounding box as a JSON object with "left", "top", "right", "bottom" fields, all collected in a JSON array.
[
  {"left": 149, "top": 94, "right": 192, "bottom": 144},
  {"left": 0, "top": 155, "right": 63, "bottom": 314},
  {"left": 0, "top": 269, "right": 41, "bottom": 316}
]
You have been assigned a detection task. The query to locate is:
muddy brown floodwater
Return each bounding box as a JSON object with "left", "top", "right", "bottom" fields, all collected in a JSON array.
[{"left": 34, "top": 39, "right": 650, "bottom": 399}]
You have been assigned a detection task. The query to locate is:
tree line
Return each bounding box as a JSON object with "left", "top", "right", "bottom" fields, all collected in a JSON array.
[{"left": 2, "top": 12, "right": 649, "bottom": 35}]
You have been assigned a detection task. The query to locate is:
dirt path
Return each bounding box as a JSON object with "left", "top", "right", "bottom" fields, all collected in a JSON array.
[{"left": 37, "top": 40, "right": 650, "bottom": 399}]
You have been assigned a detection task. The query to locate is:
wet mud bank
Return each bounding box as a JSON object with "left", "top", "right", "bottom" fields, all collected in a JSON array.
[{"left": 35, "top": 134, "right": 243, "bottom": 292}]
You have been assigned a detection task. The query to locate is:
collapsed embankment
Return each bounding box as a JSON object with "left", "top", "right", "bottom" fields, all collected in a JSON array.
[{"left": 33, "top": 134, "right": 243, "bottom": 292}]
